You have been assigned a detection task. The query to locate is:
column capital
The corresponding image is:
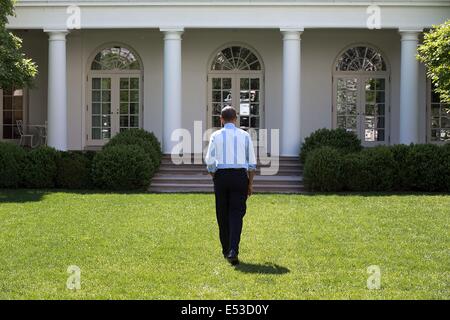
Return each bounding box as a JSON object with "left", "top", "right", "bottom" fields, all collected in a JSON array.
[
  {"left": 280, "top": 27, "right": 303, "bottom": 40},
  {"left": 160, "top": 27, "right": 184, "bottom": 40},
  {"left": 399, "top": 29, "right": 422, "bottom": 41},
  {"left": 44, "top": 29, "right": 69, "bottom": 41}
]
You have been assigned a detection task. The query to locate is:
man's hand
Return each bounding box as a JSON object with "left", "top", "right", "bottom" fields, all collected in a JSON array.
[
  {"left": 247, "top": 170, "right": 256, "bottom": 198},
  {"left": 247, "top": 182, "right": 253, "bottom": 198}
]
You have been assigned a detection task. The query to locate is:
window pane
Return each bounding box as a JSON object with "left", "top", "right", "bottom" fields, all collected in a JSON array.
[
  {"left": 130, "top": 78, "right": 139, "bottom": 90},
  {"left": 92, "top": 78, "right": 101, "bottom": 89},
  {"left": 3, "top": 111, "right": 12, "bottom": 124},
  {"left": 212, "top": 78, "right": 221, "bottom": 90},
  {"left": 92, "top": 128, "right": 101, "bottom": 140},
  {"left": 92, "top": 103, "right": 101, "bottom": 114},
  {"left": 13, "top": 96, "right": 23, "bottom": 110},
  {"left": 212, "top": 116, "right": 221, "bottom": 127},
  {"left": 92, "top": 90, "right": 101, "bottom": 102},
  {"left": 92, "top": 116, "right": 101, "bottom": 127},
  {"left": 130, "top": 103, "right": 139, "bottom": 115},
  {"left": 240, "top": 116, "right": 249, "bottom": 127},
  {"left": 240, "top": 78, "right": 249, "bottom": 90},
  {"left": 212, "top": 103, "right": 221, "bottom": 115},
  {"left": 212, "top": 91, "right": 221, "bottom": 102},
  {"left": 120, "top": 78, "right": 129, "bottom": 89},
  {"left": 102, "top": 129, "right": 111, "bottom": 139},
  {"left": 102, "top": 103, "right": 111, "bottom": 115},
  {"left": 3, "top": 126, "right": 12, "bottom": 139},
  {"left": 120, "top": 90, "right": 129, "bottom": 102},
  {"left": 130, "top": 90, "right": 139, "bottom": 102},
  {"left": 102, "top": 91, "right": 111, "bottom": 102},
  {"left": 101, "top": 78, "right": 111, "bottom": 90},
  {"left": 120, "top": 103, "right": 128, "bottom": 114},
  {"left": 250, "top": 117, "right": 259, "bottom": 128},
  {"left": 130, "top": 116, "right": 139, "bottom": 127},
  {"left": 120, "top": 116, "right": 129, "bottom": 127},
  {"left": 222, "top": 78, "right": 231, "bottom": 89},
  {"left": 250, "top": 104, "right": 259, "bottom": 116},
  {"left": 102, "top": 115, "right": 111, "bottom": 127},
  {"left": 251, "top": 78, "right": 260, "bottom": 90}
]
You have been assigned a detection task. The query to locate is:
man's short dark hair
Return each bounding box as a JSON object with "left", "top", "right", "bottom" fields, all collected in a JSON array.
[{"left": 221, "top": 106, "right": 237, "bottom": 122}]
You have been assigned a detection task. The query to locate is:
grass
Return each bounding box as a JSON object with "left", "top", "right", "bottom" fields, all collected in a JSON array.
[{"left": 0, "top": 190, "right": 449, "bottom": 300}]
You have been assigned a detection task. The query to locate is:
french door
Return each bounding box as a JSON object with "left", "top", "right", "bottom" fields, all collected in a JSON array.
[
  {"left": 334, "top": 75, "right": 389, "bottom": 146},
  {"left": 208, "top": 74, "right": 263, "bottom": 133},
  {"left": 0, "top": 88, "right": 26, "bottom": 140},
  {"left": 87, "top": 74, "right": 141, "bottom": 145}
]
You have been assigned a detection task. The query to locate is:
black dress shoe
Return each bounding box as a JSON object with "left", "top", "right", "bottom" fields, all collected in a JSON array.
[{"left": 226, "top": 250, "right": 239, "bottom": 265}]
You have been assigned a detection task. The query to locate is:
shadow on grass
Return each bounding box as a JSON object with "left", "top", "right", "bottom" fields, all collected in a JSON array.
[
  {"left": 234, "top": 262, "right": 290, "bottom": 275},
  {"left": 0, "top": 188, "right": 153, "bottom": 203},
  {"left": 0, "top": 190, "right": 47, "bottom": 203}
]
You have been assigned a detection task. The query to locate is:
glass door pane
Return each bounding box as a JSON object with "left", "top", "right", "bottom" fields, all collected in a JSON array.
[
  {"left": 336, "top": 78, "right": 359, "bottom": 134},
  {"left": 91, "top": 77, "right": 112, "bottom": 140},
  {"left": 239, "top": 77, "right": 261, "bottom": 132},
  {"left": 119, "top": 77, "right": 140, "bottom": 133},
  {"left": 210, "top": 77, "right": 232, "bottom": 128},
  {"left": 363, "top": 78, "right": 386, "bottom": 143},
  {"left": 1, "top": 88, "right": 23, "bottom": 139}
]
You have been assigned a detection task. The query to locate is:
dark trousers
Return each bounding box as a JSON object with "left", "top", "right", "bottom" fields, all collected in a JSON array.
[{"left": 213, "top": 169, "right": 249, "bottom": 256}]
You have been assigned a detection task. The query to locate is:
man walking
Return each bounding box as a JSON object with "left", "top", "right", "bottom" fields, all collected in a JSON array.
[{"left": 205, "top": 106, "right": 257, "bottom": 265}]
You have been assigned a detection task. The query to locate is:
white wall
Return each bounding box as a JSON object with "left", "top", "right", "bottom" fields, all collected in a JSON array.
[{"left": 19, "top": 28, "right": 428, "bottom": 150}]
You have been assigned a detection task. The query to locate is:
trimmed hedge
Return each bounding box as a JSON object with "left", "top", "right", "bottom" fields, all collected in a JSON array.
[
  {"left": 304, "top": 146, "right": 344, "bottom": 192},
  {"left": 91, "top": 144, "right": 154, "bottom": 190},
  {"left": 300, "top": 128, "right": 362, "bottom": 164},
  {"left": 342, "top": 146, "right": 396, "bottom": 192},
  {"left": 0, "top": 142, "right": 27, "bottom": 188},
  {"left": 22, "top": 146, "right": 60, "bottom": 188},
  {"left": 56, "top": 151, "right": 93, "bottom": 189},
  {"left": 303, "top": 143, "right": 450, "bottom": 192}
]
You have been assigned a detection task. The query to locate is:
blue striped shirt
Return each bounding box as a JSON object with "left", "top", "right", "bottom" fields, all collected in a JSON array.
[{"left": 205, "top": 123, "right": 257, "bottom": 173}]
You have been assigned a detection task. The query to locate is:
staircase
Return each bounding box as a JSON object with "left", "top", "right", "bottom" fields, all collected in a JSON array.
[{"left": 148, "top": 154, "right": 305, "bottom": 194}]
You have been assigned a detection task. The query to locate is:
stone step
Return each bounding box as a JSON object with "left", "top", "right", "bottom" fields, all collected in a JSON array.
[
  {"left": 157, "top": 167, "right": 302, "bottom": 176},
  {"left": 160, "top": 160, "right": 303, "bottom": 168},
  {"left": 152, "top": 175, "right": 303, "bottom": 186},
  {"left": 149, "top": 183, "right": 305, "bottom": 194}
]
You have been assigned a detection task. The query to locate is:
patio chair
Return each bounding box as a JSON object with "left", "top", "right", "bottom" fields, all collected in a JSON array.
[{"left": 16, "top": 120, "right": 34, "bottom": 148}]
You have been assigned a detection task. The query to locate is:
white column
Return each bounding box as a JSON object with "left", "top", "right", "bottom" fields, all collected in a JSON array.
[
  {"left": 399, "top": 30, "right": 421, "bottom": 144},
  {"left": 280, "top": 28, "right": 303, "bottom": 156},
  {"left": 161, "top": 27, "right": 184, "bottom": 154},
  {"left": 45, "top": 30, "right": 68, "bottom": 151}
]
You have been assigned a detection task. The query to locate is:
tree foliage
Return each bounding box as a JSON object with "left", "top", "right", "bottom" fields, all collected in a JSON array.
[
  {"left": 0, "top": 0, "right": 38, "bottom": 88},
  {"left": 417, "top": 20, "right": 450, "bottom": 103}
]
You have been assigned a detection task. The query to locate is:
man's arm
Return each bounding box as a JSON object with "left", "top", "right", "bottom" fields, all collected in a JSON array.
[
  {"left": 246, "top": 134, "right": 257, "bottom": 197},
  {"left": 205, "top": 135, "right": 217, "bottom": 177}
]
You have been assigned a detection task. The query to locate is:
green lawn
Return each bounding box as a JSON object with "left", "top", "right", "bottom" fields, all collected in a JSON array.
[{"left": 0, "top": 190, "right": 448, "bottom": 300}]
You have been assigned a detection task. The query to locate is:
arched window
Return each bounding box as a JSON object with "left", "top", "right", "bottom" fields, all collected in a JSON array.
[
  {"left": 87, "top": 45, "right": 142, "bottom": 145},
  {"left": 333, "top": 45, "right": 389, "bottom": 146},
  {"left": 211, "top": 46, "right": 262, "bottom": 71},
  {"left": 91, "top": 47, "right": 140, "bottom": 71},
  {"left": 335, "top": 46, "right": 387, "bottom": 72},
  {"left": 208, "top": 45, "right": 264, "bottom": 133}
]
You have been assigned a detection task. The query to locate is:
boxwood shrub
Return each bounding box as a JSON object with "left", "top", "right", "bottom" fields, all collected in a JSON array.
[
  {"left": 300, "top": 128, "right": 362, "bottom": 164},
  {"left": 104, "top": 129, "right": 162, "bottom": 171},
  {"left": 304, "top": 146, "right": 344, "bottom": 192},
  {"left": 0, "top": 142, "right": 27, "bottom": 188},
  {"left": 342, "top": 146, "right": 396, "bottom": 192},
  {"left": 405, "top": 144, "right": 446, "bottom": 192},
  {"left": 22, "top": 146, "right": 60, "bottom": 188},
  {"left": 92, "top": 144, "right": 154, "bottom": 190},
  {"left": 56, "top": 151, "right": 93, "bottom": 189}
]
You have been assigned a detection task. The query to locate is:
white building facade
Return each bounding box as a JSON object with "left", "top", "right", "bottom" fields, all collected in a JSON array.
[{"left": 3, "top": 0, "right": 450, "bottom": 156}]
